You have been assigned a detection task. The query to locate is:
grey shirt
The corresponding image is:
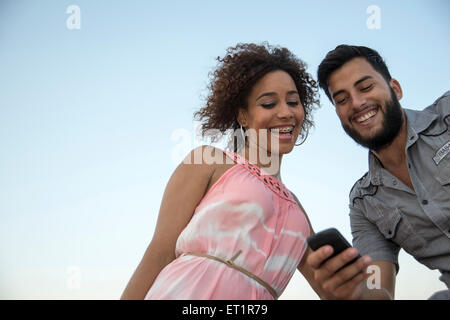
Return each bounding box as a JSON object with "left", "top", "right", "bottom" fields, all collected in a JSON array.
[{"left": 349, "top": 91, "right": 450, "bottom": 288}]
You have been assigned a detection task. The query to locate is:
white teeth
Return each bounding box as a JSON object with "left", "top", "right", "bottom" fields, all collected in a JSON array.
[
  {"left": 356, "top": 110, "right": 377, "bottom": 123},
  {"left": 270, "top": 126, "right": 294, "bottom": 133}
]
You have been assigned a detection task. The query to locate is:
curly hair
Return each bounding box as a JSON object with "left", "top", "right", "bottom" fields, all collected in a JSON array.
[{"left": 194, "top": 42, "right": 320, "bottom": 151}]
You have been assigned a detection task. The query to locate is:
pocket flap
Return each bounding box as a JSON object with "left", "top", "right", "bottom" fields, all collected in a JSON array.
[{"left": 376, "top": 208, "right": 402, "bottom": 239}]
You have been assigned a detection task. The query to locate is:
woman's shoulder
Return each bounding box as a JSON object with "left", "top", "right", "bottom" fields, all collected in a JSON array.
[
  {"left": 175, "top": 145, "right": 234, "bottom": 180},
  {"left": 176, "top": 146, "right": 237, "bottom": 196},
  {"left": 181, "top": 145, "right": 233, "bottom": 167}
]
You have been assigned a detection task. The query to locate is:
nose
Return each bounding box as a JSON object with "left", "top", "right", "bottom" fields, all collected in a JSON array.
[
  {"left": 350, "top": 92, "right": 367, "bottom": 111},
  {"left": 277, "top": 101, "right": 294, "bottom": 119}
]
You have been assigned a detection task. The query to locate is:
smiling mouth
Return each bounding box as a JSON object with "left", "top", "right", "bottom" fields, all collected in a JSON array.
[{"left": 353, "top": 107, "right": 378, "bottom": 124}]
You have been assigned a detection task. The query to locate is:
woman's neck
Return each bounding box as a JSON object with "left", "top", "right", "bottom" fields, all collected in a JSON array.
[{"left": 239, "top": 145, "right": 283, "bottom": 180}]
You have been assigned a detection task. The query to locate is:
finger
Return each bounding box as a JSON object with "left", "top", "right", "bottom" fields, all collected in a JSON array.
[
  {"left": 323, "top": 255, "right": 372, "bottom": 293},
  {"left": 335, "top": 271, "right": 367, "bottom": 299},
  {"left": 307, "top": 245, "right": 334, "bottom": 270},
  {"left": 321, "top": 247, "right": 361, "bottom": 275},
  {"left": 335, "top": 263, "right": 374, "bottom": 299}
]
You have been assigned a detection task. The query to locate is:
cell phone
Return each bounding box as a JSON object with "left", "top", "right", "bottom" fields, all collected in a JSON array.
[{"left": 306, "top": 228, "right": 361, "bottom": 267}]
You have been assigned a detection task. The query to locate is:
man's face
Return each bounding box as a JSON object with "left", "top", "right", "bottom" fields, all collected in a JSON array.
[{"left": 327, "top": 57, "right": 404, "bottom": 152}]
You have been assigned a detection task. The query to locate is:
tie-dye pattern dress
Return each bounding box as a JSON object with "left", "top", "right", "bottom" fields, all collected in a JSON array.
[{"left": 145, "top": 149, "right": 310, "bottom": 299}]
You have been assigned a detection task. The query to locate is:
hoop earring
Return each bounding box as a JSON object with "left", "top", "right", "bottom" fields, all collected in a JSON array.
[
  {"left": 295, "top": 128, "right": 309, "bottom": 146},
  {"left": 239, "top": 125, "right": 246, "bottom": 142},
  {"left": 238, "top": 125, "right": 247, "bottom": 150}
]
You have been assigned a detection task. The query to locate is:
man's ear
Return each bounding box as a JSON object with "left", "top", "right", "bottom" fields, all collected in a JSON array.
[
  {"left": 237, "top": 108, "right": 248, "bottom": 128},
  {"left": 390, "top": 78, "right": 403, "bottom": 100}
]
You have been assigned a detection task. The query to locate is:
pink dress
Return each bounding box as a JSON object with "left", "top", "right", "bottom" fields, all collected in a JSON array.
[{"left": 145, "top": 150, "right": 310, "bottom": 300}]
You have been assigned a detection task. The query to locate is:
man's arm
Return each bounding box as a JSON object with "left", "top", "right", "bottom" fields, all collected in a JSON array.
[{"left": 360, "top": 260, "right": 396, "bottom": 299}]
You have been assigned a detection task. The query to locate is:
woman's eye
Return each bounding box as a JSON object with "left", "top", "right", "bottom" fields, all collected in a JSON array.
[
  {"left": 287, "top": 101, "right": 299, "bottom": 106},
  {"left": 261, "top": 103, "right": 276, "bottom": 108}
]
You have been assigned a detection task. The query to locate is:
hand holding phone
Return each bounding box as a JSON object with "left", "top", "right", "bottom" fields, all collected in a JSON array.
[
  {"left": 306, "top": 228, "right": 374, "bottom": 299},
  {"left": 306, "top": 228, "right": 361, "bottom": 268}
]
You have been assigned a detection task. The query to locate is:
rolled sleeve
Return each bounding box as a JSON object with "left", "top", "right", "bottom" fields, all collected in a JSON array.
[{"left": 350, "top": 205, "right": 400, "bottom": 273}]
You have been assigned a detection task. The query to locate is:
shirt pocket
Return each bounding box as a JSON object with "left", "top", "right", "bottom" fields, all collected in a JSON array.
[
  {"left": 435, "top": 156, "right": 450, "bottom": 187},
  {"left": 366, "top": 200, "right": 426, "bottom": 255}
]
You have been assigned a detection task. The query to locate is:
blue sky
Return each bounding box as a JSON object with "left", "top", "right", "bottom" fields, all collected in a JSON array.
[{"left": 0, "top": 0, "right": 449, "bottom": 299}]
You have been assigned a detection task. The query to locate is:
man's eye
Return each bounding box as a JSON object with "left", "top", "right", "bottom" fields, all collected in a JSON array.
[
  {"left": 336, "top": 97, "right": 347, "bottom": 105},
  {"left": 361, "top": 84, "right": 373, "bottom": 91}
]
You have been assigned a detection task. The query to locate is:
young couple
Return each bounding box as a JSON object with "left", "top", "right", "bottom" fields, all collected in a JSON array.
[{"left": 121, "top": 43, "right": 450, "bottom": 300}]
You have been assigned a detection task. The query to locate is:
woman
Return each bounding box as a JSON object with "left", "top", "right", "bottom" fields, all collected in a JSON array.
[{"left": 121, "top": 43, "right": 323, "bottom": 299}]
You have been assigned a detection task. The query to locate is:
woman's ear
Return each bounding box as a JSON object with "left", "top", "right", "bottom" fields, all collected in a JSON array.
[{"left": 389, "top": 78, "right": 403, "bottom": 101}]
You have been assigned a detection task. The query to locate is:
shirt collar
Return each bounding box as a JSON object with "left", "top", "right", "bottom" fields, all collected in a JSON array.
[
  {"left": 365, "top": 152, "right": 382, "bottom": 187},
  {"left": 404, "top": 107, "right": 438, "bottom": 133},
  {"left": 404, "top": 108, "right": 438, "bottom": 143},
  {"left": 364, "top": 107, "right": 437, "bottom": 187}
]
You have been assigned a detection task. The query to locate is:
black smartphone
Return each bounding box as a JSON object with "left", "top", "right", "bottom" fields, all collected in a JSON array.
[{"left": 306, "top": 228, "right": 361, "bottom": 267}]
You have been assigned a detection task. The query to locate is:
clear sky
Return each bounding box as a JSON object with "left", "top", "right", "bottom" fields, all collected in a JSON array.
[{"left": 0, "top": 0, "right": 449, "bottom": 299}]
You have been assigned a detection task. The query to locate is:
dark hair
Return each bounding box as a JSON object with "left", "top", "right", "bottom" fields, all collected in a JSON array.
[
  {"left": 194, "top": 42, "right": 319, "bottom": 151},
  {"left": 317, "top": 45, "right": 392, "bottom": 102}
]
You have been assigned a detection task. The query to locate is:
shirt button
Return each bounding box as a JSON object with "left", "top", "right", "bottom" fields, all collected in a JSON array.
[
  {"left": 392, "top": 179, "right": 397, "bottom": 185},
  {"left": 422, "top": 200, "right": 428, "bottom": 205}
]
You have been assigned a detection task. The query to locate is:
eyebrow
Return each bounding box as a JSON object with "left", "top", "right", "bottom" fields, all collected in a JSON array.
[
  {"left": 354, "top": 75, "right": 373, "bottom": 86},
  {"left": 256, "top": 90, "right": 299, "bottom": 101},
  {"left": 331, "top": 75, "right": 374, "bottom": 99}
]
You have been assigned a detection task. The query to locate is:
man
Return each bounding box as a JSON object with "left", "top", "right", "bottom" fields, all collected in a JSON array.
[{"left": 307, "top": 44, "right": 450, "bottom": 299}]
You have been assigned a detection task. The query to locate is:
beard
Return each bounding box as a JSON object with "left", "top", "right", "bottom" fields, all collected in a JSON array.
[{"left": 342, "top": 88, "right": 404, "bottom": 152}]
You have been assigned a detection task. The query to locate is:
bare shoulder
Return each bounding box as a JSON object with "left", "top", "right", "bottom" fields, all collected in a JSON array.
[
  {"left": 175, "top": 145, "right": 235, "bottom": 192},
  {"left": 190, "top": 146, "right": 236, "bottom": 192},
  {"left": 177, "top": 145, "right": 222, "bottom": 177},
  {"left": 181, "top": 145, "right": 229, "bottom": 168},
  {"left": 151, "top": 146, "right": 223, "bottom": 246}
]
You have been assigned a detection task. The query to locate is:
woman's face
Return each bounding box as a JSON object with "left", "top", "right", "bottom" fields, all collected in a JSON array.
[{"left": 238, "top": 70, "right": 305, "bottom": 155}]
